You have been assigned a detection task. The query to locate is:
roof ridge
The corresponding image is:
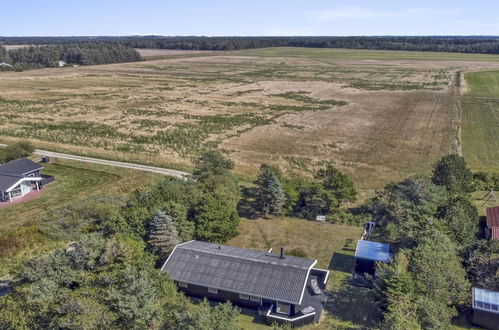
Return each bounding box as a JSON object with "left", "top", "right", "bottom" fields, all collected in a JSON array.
[
  {"left": 180, "top": 244, "right": 314, "bottom": 270},
  {"left": 0, "top": 172, "right": 24, "bottom": 178}
]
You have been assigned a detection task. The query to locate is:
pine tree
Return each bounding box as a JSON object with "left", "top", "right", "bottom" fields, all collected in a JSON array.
[
  {"left": 146, "top": 210, "right": 180, "bottom": 258},
  {"left": 255, "top": 164, "right": 286, "bottom": 216}
]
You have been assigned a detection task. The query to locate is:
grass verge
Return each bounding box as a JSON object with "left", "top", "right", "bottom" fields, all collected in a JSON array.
[{"left": 462, "top": 71, "right": 499, "bottom": 173}]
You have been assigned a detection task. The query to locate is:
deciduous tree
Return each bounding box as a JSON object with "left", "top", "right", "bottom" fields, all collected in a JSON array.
[
  {"left": 315, "top": 163, "right": 357, "bottom": 202},
  {"left": 432, "top": 154, "right": 473, "bottom": 195}
]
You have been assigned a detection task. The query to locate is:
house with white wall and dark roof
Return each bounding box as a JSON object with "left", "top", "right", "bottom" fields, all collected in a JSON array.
[
  {"left": 0, "top": 158, "right": 53, "bottom": 202},
  {"left": 161, "top": 240, "right": 330, "bottom": 327}
]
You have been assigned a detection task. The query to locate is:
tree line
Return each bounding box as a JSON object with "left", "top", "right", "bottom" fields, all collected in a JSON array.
[
  {"left": 0, "top": 42, "right": 141, "bottom": 70},
  {"left": 2, "top": 36, "right": 499, "bottom": 53}
]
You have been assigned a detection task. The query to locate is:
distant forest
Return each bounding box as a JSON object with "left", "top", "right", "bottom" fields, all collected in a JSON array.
[
  {"left": 2, "top": 36, "right": 499, "bottom": 53},
  {"left": 0, "top": 42, "right": 141, "bottom": 69}
]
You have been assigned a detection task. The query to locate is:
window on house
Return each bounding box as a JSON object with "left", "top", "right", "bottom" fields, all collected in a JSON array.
[
  {"left": 239, "top": 293, "right": 249, "bottom": 300},
  {"left": 276, "top": 301, "right": 291, "bottom": 315},
  {"left": 178, "top": 281, "right": 188, "bottom": 288},
  {"left": 250, "top": 295, "right": 260, "bottom": 302},
  {"left": 208, "top": 287, "right": 218, "bottom": 294}
]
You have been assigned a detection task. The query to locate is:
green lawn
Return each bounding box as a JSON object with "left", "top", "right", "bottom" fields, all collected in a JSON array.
[
  {"left": 465, "top": 71, "right": 499, "bottom": 96},
  {"left": 235, "top": 47, "right": 499, "bottom": 61},
  {"left": 228, "top": 217, "right": 381, "bottom": 329},
  {"left": 462, "top": 71, "right": 499, "bottom": 172},
  {"left": 0, "top": 158, "right": 161, "bottom": 231}
]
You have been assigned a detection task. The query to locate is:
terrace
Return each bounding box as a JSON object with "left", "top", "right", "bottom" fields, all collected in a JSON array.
[{"left": 265, "top": 269, "right": 328, "bottom": 327}]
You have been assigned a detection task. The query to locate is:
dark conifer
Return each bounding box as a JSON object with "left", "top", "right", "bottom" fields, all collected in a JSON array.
[{"left": 146, "top": 210, "right": 180, "bottom": 258}]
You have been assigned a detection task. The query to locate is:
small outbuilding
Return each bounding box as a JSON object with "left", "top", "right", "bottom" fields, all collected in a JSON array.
[
  {"left": 472, "top": 287, "right": 499, "bottom": 329},
  {"left": 354, "top": 240, "right": 391, "bottom": 275},
  {"left": 485, "top": 206, "right": 499, "bottom": 240},
  {"left": 58, "top": 60, "right": 67, "bottom": 67}
]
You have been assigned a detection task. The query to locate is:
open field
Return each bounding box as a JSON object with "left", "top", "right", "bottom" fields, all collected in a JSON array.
[
  {"left": 237, "top": 47, "right": 499, "bottom": 61},
  {"left": 2, "top": 48, "right": 499, "bottom": 188},
  {"left": 0, "top": 158, "right": 161, "bottom": 231},
  {"left": 2, "top": 45, "right": 35, "bottom": 50},
  {"left": 461, "top": 70, "right": 499, "bottom": 173}
]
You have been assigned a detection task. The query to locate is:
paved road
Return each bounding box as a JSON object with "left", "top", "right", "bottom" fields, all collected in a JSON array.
[{"left": 0, "top": 144, "right": 189, "bottom": 178}]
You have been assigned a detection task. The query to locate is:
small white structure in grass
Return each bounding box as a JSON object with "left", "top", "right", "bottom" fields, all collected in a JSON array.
[
  {"left": 316, "top": 215, "right": 326, "bottom": 222},
  {"left": 58, "top": 60, "right": 66, "bottom": 67},
  {"left": 0, "top": 62, "right": 13, "bottom": 68}
]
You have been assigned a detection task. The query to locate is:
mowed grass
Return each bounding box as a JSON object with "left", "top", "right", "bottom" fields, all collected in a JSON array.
[
  {"left": 228, "top": 217, "right": 362, "bottom": 277},
  {"left": 229, "top": 217, "right": 382, "bottom": 329},
  {"left": 236, "top": 47, "right": 499, "bottom": 61},
  {"left": 0, "top": 158, "right": 162, "bottom": 231},
  {"left": 462, "top": 71, "right": 499, "bottom": 172}
]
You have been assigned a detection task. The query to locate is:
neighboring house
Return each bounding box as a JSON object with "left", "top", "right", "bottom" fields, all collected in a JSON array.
[
  {"left": 0, "top": 158, "right": 48, "bottom": 202},
  {"left": 485, "top": 206, "right": 499, "bottom": 240},
  {"left": 472, "top": 287, "right": 499, "bottom": 329},
  {"left": 161, "top": 240, "right": 329, "bottom": 327},
  {"left": 58, "top": 60, "right": 66, "bottom": 67},
  {"left": 354, "top": 240, "right": 391, "bottom": 275}
]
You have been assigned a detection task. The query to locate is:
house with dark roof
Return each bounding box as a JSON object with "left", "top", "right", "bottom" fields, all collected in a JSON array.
[
  {"left": 0, "top": 158, "right": 46, "bottom": 202},
  {"left": 485, "top": 206, "right": 499, "bottom": 240},
  {"left": 161, "top": 240, "right": 329, "bottom": 327},
  {"left": 472, "top": 287, "right": 499, "bottom": 329}
]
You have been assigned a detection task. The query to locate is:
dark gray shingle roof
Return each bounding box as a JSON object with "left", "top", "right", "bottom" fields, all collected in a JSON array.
[
  {"left": 0, "top": 174, "right": 23, "bottom": 192},
  {"left": 0, "top": 158, "right": 43, "bottom": 176},
  {"left": 161, "top": 241, "right": 316, "bottom": 304}
]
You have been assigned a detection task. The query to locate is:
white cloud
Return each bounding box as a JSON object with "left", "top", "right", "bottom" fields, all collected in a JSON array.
[{"left": 312, "top": 6, "right": 460, "bottom": 21}]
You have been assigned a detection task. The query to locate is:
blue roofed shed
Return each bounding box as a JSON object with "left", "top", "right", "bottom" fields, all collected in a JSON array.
[{"left": 354, "top": 240, "right": 391, "bottom": 275}]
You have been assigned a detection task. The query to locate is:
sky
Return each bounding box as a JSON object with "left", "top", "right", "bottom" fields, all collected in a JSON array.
[{"left": 1, "top": 0, "right": 498, "bottom": 36}]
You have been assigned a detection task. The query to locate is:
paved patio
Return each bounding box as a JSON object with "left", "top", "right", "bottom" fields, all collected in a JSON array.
[
  {"left": 298, "top": 272, "right": 327, "bottom": 322},
  {"left": 0, "top": 187, "right": 47, "bottom": 209}
]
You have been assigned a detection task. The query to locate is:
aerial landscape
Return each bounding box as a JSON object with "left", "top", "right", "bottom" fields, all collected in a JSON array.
[{"left": 1, "top": 1, "right": 499, "bottom": 330}]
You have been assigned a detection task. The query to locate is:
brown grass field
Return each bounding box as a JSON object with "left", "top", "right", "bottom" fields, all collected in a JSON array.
[{"left": 1, "top": 47, "right": 499, "bottom": 189}]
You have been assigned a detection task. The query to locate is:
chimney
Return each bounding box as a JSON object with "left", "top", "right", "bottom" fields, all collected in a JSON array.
[{"left": 280, "top": 246, "right": 285, "bottom": 259}]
